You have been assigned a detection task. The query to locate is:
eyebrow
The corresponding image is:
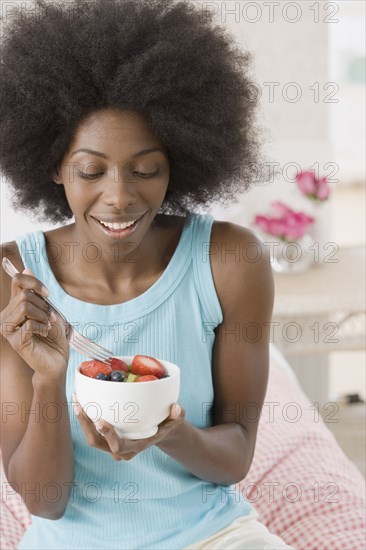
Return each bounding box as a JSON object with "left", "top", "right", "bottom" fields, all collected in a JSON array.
[{"left": 70, "top": 147, "right": 165, "bottom": 159}]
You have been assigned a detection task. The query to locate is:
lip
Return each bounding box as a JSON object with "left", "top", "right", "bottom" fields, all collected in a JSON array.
[
  {"left": 92, "top": 211, "right": 147, "bottom": 239},
  {"left": 92, "top": 213, "right": 146, "bottom": 224}
]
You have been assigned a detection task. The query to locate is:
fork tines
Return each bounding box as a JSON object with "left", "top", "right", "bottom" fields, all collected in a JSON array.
[{"left": 70, "top": 331, "right": 113, "bottom": 365}]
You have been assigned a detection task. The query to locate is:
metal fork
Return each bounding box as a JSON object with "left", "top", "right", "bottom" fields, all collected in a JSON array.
[{"left": 2, "top": 257, "right": 115, "bottom": 367}]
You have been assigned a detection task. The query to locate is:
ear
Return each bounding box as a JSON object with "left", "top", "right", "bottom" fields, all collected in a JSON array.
[{"left": 52, "top": 168, "right": 63, "bottom": 185}]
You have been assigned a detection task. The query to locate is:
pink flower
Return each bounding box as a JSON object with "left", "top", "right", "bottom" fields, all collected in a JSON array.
[
  {"left": 295, "top": 171, "right": 317, "bottom": 195},
  {"left": 253, "top": 202, "right": 314, "bottom": 241},
  {"left": 271, "top": 201, "right": 295, "bottom": 217},
  {"left": 316, "top": 176, "right": 331, "bottom": 200},
  {"left": 253, "top": 215, "right": 272, "bottom": 235},
  {"left": 295, "top": 171, "right": 331, "bottom": 202}
]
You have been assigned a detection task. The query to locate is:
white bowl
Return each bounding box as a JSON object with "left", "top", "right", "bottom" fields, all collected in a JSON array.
[{"left": 75, "top": 356, "right": 180, "bottom": 439}]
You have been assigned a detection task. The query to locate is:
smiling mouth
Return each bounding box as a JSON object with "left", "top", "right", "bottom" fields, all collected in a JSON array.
[
  {"left": 96, "top": 218, "right": 140, "bottom": 230},
  {"left": 92, "top": 213, "right": 146, "bottom": 238}
]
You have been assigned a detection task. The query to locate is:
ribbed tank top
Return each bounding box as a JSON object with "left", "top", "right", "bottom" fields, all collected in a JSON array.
[{"left": 16, "top": 212, "right": 253, "bottom": 550}]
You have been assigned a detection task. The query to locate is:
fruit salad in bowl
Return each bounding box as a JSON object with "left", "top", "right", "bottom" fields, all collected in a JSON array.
[{"left": 75, "top": 355, "right": 180, "bottom": 439}]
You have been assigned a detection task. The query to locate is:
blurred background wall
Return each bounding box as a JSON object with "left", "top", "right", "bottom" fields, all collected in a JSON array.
[
  {"left": 203, "top": 1, "right": 365, "bottom": 231},
  {"left": 207, "top": 0, "right": 333, "bottom": 226}
]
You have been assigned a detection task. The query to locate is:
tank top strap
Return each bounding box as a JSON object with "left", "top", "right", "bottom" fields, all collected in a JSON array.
[{"left": 191, "top": 213, "right": 223, "bottom": 326}]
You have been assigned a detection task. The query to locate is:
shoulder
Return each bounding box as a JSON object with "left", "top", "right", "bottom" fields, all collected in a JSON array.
[
  {"left": 209, "top": 219, "right": 274, "bottom": 315},
  {"left": 209, "top": 218, "right": 272, "bottom": 276},
  {"left": 210, "top": 218, "right": 265, "bottom": 253}
]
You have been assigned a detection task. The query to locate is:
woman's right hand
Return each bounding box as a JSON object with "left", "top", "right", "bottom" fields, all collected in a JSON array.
[{"left": 0, "top": 268, "right": 70, "bottom": 378}]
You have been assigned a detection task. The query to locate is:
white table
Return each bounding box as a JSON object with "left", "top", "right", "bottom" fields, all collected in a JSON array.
[{"left": 272, "top": 246, "right": 365, "bottom": 404}]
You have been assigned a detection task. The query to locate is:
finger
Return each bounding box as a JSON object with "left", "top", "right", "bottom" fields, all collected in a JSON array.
[
  {"left": 5, "top": 287, "right": 53, "bottom": 333},
  {"left": 117, "top": 452, "right": 137, "bottom": 462},
  {"left": 12, "top": 298, "right": 52, "bottom": 330},
  {"left": 18, "top": 287, "right": 52, "bottom": 314},
  {"left": 169, "top": 403, "right": 182, "bottom": 420},
  {"left": 93, "top": 420, "right": 127, "bottom": 455},
  {"left": 93, "top": 421, "right": 147, "bottom": 457},
  {"left": 72, "top": 395, "right": 110, "bottom": 451},
  {"left": 14, "top": 319, "right": 53, "bottom": 342},
  {"left": 111, "top": 453, "right": 123, "bottom": 461},
  {"left": 10, "top": 269, "right": 50, "bottom": 300},
  {"left": 156, "top": 405, "right": 186, "bottom": 439}
]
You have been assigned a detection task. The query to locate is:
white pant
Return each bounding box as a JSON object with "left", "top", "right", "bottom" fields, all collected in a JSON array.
[{"left": 183, "top": 509, "right": 296, "bottom": 550}]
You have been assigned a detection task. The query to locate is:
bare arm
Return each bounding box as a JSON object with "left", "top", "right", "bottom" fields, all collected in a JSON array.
[
  {"left": 0, "top": 242, "right": 74, "bottom": 519},
  {"left": 157, "top": 223, "right": 274, "bottom": 485}
]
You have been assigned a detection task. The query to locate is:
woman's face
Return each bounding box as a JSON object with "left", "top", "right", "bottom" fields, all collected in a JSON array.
[{"left": 54, "top": 108, "right": 170, "bottom": 245}]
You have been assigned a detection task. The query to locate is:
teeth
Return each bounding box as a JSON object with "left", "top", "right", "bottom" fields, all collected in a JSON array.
[{"left": 98, "top": 219, "right": 137, "bottom": 230}]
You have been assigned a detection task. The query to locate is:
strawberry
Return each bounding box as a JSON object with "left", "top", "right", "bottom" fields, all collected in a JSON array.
[
  {"left": 131, "top": 355, "right": 166, "bottom": 378},
  {"left": 135, "top": 375, "right": 159, "bottom": 382},
  {"left": 109, "top": 357, "right": 129, "bottom": 373},
  {"left": 80, "top": 360, "right": 112, "bottom": 379}
]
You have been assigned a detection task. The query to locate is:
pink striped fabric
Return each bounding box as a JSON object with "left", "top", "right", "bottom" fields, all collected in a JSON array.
[
  {"left": 242, "top": 354, "right": 366, "bottom": 550},
  {"left": 1, "top": 350, "right": 365, "bottom": 549},
  {"left": 0, "top": 463, "right": 31, "bottom": 550}
]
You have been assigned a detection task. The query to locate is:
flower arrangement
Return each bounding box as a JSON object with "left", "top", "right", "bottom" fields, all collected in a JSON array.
[
  {"left": 254, "top": 201, "right": 314, "bottom": 242},
  {"left": 252, "top": 169, "right": 332, "bottom": 272},
  {"left": 295, "top": 170, "right": 331, "bottom": 203}
]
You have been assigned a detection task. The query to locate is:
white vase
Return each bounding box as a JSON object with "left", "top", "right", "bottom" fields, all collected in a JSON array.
[
  {"left": 307, "top": 198, "right": 334, "bottom": 266},
  {"left": 270, "top": 234, "right": 314, "bottom": 274}
]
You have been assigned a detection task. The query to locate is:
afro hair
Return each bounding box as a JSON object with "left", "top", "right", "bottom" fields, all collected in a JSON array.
[{"left": 0, "top": 0, "right": 264, "bottom": 224}]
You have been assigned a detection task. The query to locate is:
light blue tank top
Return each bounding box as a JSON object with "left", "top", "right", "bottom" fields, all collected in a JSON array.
[{"left": 16, "top": 212, "right": 253, "bottom": 550}]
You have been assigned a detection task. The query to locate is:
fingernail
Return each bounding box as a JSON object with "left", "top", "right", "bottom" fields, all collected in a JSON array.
[
  {"left": 50, "top": 311, "right": 57, "bottom": 321},
  {"left": 174, "top": 404, "right": 181, "bottom": 416},
  {"left": 73, "top": 403, "right": 81, "bottom": 416},
  {"left": 42, "top": 286, "right": 50, "bottom": 297},
  {"left": 94, "top": 420, "right": 103, "bottom": 430}
]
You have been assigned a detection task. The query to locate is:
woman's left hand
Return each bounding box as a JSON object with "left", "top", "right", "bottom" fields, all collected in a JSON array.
[{"left": 72, "top": 394, "right": 185, "bottom": 461}]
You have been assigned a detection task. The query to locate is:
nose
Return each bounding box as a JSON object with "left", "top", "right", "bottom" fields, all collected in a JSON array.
[{"left": 102, "top": 172, "right": 138, "bottom": 209}]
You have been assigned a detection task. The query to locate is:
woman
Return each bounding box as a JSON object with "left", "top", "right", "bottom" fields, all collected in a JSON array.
[{"left": 0, "top": 0, "right": 294, "bottom": 548}]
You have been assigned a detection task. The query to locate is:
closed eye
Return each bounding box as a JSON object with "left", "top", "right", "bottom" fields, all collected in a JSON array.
[
  {"left": 133, "top": 170, "right": 159, "bottom": 178},
  {"left": 77, "top": 170, "right": 159, "bottom": 180},
  {"left": 77, "top": 172, "right": 103, "bottom": 180}
]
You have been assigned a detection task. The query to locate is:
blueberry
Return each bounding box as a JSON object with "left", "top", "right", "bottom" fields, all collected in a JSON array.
[
  {"left": 96, "top": 373, "right": 110, "bottom": 381},
  {"left": 110, "top": 370, "right": 125, "bottom": 382}
]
